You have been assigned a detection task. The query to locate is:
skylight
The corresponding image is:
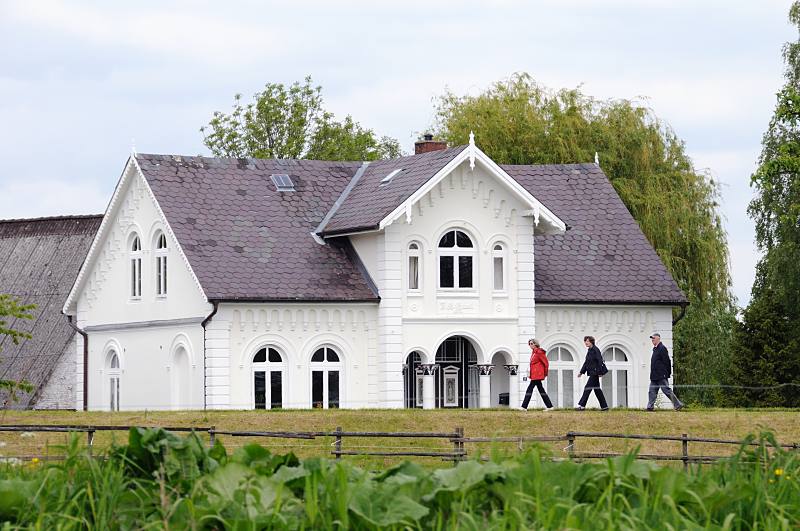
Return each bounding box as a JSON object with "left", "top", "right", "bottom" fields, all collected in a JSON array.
[
  {"left": 380, "top": 168, "right": 403, "bottom": 185},
  {"left": 270, "top": 174, "right": 295, "bottom": 192}
]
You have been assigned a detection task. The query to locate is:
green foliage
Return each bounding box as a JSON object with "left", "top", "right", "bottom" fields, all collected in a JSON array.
[
  {"left": 201, "top": 76, "right": 401, "bottom": 161},
  {"left": 434, "top": 74, "right": 735, "bottom": 404},
  {"left": 0, "top": 428, "right": 798, "bottom": 529},
  {"left": 731, "top": 2, "right": 800, "bottom": 407},
  {"left": 0, "top": 294, "right": 35, "bottom": 404}
]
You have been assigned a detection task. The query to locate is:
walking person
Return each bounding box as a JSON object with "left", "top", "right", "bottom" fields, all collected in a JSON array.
[
  {"left": 521, "top": 339, "right": 554, "bottom": 410},
  {"left": 576, "top": 336, "right": 609, "bottom": 411},
  {"left": 646, "top": 333, "right": 684, "bottom": 411}
]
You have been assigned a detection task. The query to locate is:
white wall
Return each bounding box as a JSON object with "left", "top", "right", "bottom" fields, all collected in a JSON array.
[
  {"left": 75, "top": 161, "right": 211, "bottom": 410},
  {"left": 363, "top": 160, "right": 535, "bottom": 406},
  {"left": 535, "top": 304, "right": 674, "bottom": 409},
  {"left": 206, "top": 303, "right": 378, "bottom": 409}
]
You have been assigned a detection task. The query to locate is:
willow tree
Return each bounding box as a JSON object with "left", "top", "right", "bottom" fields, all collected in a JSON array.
[
  {"left": 434, "top": 74, "right": 735, "bottom": 404},
  {"left": 728, "top": 2, "right": 800, "bottom": 407}
]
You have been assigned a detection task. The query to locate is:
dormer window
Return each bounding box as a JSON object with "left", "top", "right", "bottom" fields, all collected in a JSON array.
[
  {"left": 380, "top": 168, "right": 403, "bottom": 185},
  {"left": 130, "top": 235, "right": 142, "bottom": 299},
  {"left": 438, "top": 230, "right": 474, "bottom": 289},
  {"left": 155, "top": 232, "right": 167, "bottom": 297}
]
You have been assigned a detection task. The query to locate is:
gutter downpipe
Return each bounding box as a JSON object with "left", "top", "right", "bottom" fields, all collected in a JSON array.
[
  {"left": 672, "top": 301, "right": 689, "bottom": 327},
  {"left": 65, "top": 314, "right": 89, "bottom": 411},
  {"left": 201, "top": 301, "right": 219, "bottom": 411}
]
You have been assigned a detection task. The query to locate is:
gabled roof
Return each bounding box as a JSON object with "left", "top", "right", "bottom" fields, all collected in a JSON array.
[
  {"left": 320, "top": 146, "right": 466, "bottom": 235},
  {"left": 503, "top": 163, "right": 687, "bottom": 305},
  {"left": 0, "top": 215, "right": 102, "bottom": 408},
  {"left": 135, "top": 154, "right": 378, "bottom": 301}
]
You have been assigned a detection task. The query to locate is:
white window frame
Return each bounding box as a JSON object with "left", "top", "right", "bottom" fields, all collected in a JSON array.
[
  {"left": 407, "top": 242, "right": 421, "bottom": 292},
  {"left": 130, "top": 235, "right": 142, "bottom": 300},
  {"left": 107, "top": 351, "right": 121, "bottom": 411},
  {"left": 492, "top": 243, "right": 506, "bottom": 293},
  {"left": 310, "top": 346, "right": 343, "bottom": 409},
  {"left": 155, "top": 232, "right": 168, "bottom": 298},
  {"left": 601, "top": 345, "right": 631, "bottom": 408},
  {"left": 545, "top": 345, "right": 577, "bottom": 408},
  {"left": 442, "top": 366, "right": 460, "bottom": 407},
  {"left": 251, "top": 347, "right": 286, "bottom": 410},
  {"left": 437, "top": 229, "right": 476, "bottom": 291}
]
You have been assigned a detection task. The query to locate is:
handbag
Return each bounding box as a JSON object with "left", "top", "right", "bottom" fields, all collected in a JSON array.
[{"left": 598, "top": 360, "right": 609, "bottom": 376}]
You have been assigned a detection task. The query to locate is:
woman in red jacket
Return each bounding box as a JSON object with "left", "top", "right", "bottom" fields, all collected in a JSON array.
[{"left": 521, "top": 338, "right": 554, "bottom": 410}]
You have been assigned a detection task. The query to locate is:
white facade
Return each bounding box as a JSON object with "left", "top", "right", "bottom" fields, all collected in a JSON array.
[{"left": 64, "top": 152, "right": 679, "bottom": 411}]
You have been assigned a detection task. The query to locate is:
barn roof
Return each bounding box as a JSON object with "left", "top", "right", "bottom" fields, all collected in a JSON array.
[{"left": 0, "top": 215, "right": 102, "bottom": 408}]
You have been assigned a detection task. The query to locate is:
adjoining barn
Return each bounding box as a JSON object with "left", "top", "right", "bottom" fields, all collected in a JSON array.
[{"left": 0, "top": 215, "right": 102, "bottom": 409}]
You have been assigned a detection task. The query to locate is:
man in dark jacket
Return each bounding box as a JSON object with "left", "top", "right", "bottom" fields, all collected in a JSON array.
[{"left": 646, "top": 333, "right": 683, "bottom": 410}]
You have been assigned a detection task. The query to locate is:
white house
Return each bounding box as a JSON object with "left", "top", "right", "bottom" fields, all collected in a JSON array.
[{"left": 62, "top": 135, "right": 687, "bottom": 411}]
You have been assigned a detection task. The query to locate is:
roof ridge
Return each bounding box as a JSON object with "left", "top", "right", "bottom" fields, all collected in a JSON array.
[{"left": 0, "top": 214, "right": 104, "bottom": 224}]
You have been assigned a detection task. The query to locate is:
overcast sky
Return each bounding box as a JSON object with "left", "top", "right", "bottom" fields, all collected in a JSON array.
[{"left": 0, "top": 0, "right": 794, "bottom": 306}]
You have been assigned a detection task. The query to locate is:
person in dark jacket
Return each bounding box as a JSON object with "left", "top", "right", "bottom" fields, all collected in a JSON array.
[
  {"left": 576, "top": 336, "right": 609, "bottom": 411},
  {"left": 646, "top": 333, "right": 683, "bottom": 410},
  {"left": 521, "top": 338, "right": 554, "bottom": 410}
]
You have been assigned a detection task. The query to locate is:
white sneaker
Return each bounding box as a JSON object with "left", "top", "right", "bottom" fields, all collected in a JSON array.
[{"left": 543, "top": 407, "right": 554, "bottom": 412}]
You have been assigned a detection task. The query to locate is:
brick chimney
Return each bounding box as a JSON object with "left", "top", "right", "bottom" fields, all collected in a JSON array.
[{"left": 414, "top": 133, "right": 447, "bottom": 155}]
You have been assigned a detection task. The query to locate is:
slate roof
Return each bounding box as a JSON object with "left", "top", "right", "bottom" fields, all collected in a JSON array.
[
  {"left": 503, "top": 163, "right": 687, "bottom": 304},
  {"left": 0, "top": 215, "right": 102, "bottom": 408},
  {"left": 320, "top": 146, "right": 465, "bottom": 235},
  {"left": 136, "top": 155, "right": 378, "bottom": 301}
]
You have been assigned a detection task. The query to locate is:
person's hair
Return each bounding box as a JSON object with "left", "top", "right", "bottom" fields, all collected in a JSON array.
[
  {"left": 529, "top": 338, "right": 540, "bottom": 348},
  {"left": 583, "top": 335, "right": 595, "bottom": 345}
]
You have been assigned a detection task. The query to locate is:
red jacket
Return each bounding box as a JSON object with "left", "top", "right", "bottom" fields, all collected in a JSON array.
[{"left": 529, "top": 347, "right": 549, "bottom": 380}]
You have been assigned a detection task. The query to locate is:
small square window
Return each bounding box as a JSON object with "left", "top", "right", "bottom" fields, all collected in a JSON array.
[{"left": 270, "top": 174, "right": 295, "bottom": 192}]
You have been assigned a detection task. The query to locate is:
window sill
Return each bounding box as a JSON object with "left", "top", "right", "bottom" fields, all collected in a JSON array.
[
  {"left": 407, "top": 291, "right": 423, "bottom": 297},
  {"left": 492, "top": 291, "right": 509, "bottom": 298},
  {"left": 436, "top": 291, "right": 479, "bottom": 298},
  {"left": 129, "top": 297, "right": 141, "bottom": 303},
  {"left": 156, "top": 295, "right": 167, "bottom": 301}
]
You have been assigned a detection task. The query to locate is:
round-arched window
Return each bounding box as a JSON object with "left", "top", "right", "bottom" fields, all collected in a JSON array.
[
  {"left": 601, "top": 345, "right": 631, "bottom": 408},
  {"left": 130, "top": 234, "right": 142, "bottom": 298},
  {"left": 311, "top": 346, "right": 342, "bottom": 408},
  {"left": 252, "top": 347, "right": 285, "bottom": 409},
  {"left": 408, "top": 242, "right": 421, "bottom": 291},
  {"left": 545, "top": 345, "right": 576, "bottom": 408},
  {"left": 107, "top": 351, "right": 121, "bottom": 411},
  {"left": 438, "top": 230, "right": 475, "bottom": 289},
  {"left": 155, "top": 232, "right": 167, "bottom": 296}
]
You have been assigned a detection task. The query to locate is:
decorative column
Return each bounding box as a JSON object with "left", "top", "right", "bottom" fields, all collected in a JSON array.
[
  {"left": 477, "top": 364, "right": 493, "bottom": 408},
  {"left": 504, "top": 365, "right": 520, "bottom": 409},
  {"left": 420, "top": 364, "right": 437, "bottom": 410}
]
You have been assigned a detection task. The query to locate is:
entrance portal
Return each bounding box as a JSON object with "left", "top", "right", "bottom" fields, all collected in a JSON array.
[{"left": 435, "top": 336, "right": 478, "bottom": 408}]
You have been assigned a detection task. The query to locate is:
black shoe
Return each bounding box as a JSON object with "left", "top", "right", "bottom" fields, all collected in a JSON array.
[
  {"left": 646, "top": 408, "right": 655, "bottom": 411},
  {"left": 675, "top": 404, "right": 685, "bottom": 411},
  {"left": 600, "top": 407, "right": 609, "bottom": 411},
  {"left": 575, "top": 406, "right": 585, "bottom": 411}
]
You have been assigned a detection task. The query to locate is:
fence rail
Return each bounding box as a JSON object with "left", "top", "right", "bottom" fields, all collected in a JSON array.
[{"left": 0, "top": 424, "right": 797, "bottom": 468}]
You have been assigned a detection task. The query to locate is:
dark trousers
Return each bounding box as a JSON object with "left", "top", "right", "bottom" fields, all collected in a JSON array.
[
  {"left": 647, "top": 379, "right": 683, "bottom": 409},
  {"left": 521, "top": 379, "right": 553, "bottom": 409},
  {"left": 578, "top": 375, "right": 608, "bottom": 409}
]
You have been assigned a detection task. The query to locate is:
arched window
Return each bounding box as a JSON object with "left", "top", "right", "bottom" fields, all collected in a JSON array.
[
  {"left": 252, "top": 347, "right": 285, "bottom": 409},
  {"left": 438, "top": 229, "right": 474, "bottom": 289},
  {"left": 545, "top": 345, "right": 575, "bottom": 408},
  {"left": 403, "top": 351, "right": 423, "bottom": 408},
  {"left": 601, "top": 345, "right": 631, "bottom": 408},
  {"left": 155, "top": 232, "right": 167, "bottom": 297},
  {"left": 311, "top": 346, "right": 342, "bottom": 408},
  {"left": 130, "top": 234, "right": 142, "bottom": 298},
  {"left": 408, "top": 242, "right": 421, "bottom": 291},
  {"left": 107, "top": 351, "right": 120, "bottom": 411},
  {"left": 492, "top": 243, "right": 505, "bottom": 291}
]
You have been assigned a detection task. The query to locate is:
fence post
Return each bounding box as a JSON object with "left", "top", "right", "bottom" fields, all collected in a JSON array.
[
  {"left": 566, "top": 432, "right": 575, "bottom": 458},
  {"left": 334, "top": 426, "right": 343, "bottom": 460},
  {"left": 209, "top": 426, "right": 216, "bottom": 449},
  {"left": 681, "top": 433, "right": 689, "bottom": 471},
  {"left": 87, "top": 427, "right": 95, "bottom": 455},
  {"left": 453, "top": 427, "right": 464, "bottom": 465}
]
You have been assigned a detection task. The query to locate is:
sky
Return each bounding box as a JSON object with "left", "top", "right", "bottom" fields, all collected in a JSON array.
[{"left": 0, "top": 0, "right": 794, "bottom": 307}]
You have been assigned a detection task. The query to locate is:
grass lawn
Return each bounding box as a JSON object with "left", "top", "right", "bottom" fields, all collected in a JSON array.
[{"left": 2, "top": 408, "right": 798, "bottom": 468}]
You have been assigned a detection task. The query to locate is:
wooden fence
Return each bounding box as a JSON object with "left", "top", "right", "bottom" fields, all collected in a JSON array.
[{"left": 1, "top": 425, "right": 797, "bottom": 468}]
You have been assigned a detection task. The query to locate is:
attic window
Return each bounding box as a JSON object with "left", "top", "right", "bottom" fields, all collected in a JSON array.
[
  {"left": 270, "top": 174, "right": 295, "bottom": 192},
  {"left": 380, "top": 168, "right": 403, "bottom": 185}
]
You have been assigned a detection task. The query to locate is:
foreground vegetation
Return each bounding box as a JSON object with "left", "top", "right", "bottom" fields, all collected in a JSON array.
[{"left": 0, "top": 427, "right": 798, "bottom": 529}]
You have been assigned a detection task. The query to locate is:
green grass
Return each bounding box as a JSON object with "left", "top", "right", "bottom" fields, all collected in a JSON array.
[
  {"left": 0, "top": 427, "right": 798, "bottom": 529},
  {"left": 2, "top": 408, "right": 799, "bottom": 470}
]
